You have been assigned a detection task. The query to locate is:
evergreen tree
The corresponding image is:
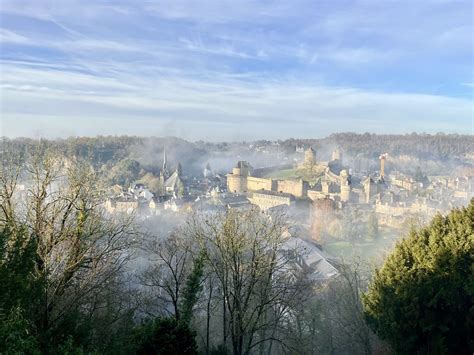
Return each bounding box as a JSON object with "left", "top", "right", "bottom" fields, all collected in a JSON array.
[
  {"left": 179, "top": 251, "right": 205, "bottom": 325},
  {"left": 363, "top": 200, "right": 474, "bottom": 354},
  {"left": 133, "top": 318, "right": 198, "bottom": 355},
  {"left": 0, "top": 226, "right": 43, "bottom": 353}
]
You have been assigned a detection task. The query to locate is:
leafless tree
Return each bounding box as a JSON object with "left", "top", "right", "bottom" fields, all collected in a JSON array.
[
  {"left": 0, "top": 142, "right": 136, "bottom": 338},
  {"left": 283, "top": 260, "right": 374, "bottom": 355},
  {"left": 324, "top": 261, "right": 372, "bottom": 355},
  {"left": 187, "top": 208, "right": 308, "bottom": 355},
  {"left": 137, "top": 233, "right": 195, "bottom": 319}
]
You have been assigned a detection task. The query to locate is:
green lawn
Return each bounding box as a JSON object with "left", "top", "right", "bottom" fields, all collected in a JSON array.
[
  {"left": 324, "top": 232, "right": 399, "bottom": 265},
  {"left": 263, "top": 168, "right": 299, "bottom": 179},
  {"left": 263, "top": 167, "right": 324, "bottom": 184}
]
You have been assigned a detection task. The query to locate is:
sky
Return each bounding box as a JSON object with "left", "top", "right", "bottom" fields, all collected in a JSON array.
[{"left": 0, "top": 0, "right": 473, "bottom": 141}]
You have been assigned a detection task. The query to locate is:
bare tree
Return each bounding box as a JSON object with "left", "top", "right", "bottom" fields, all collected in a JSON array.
[
  {"left": 283, "top": 260, "right": 374, "bottom": 355},
  {"left": 325, "top": 261, "right": 372, "bottom": 355},
  {"left": 138, "top": 233, "right": 195, "bottom": 319},
  {"left": 187, "top": 208, "right": 307, "bottom": 355},
  {"left": 0, "top": 142, "right": 136, "bottom": 342}
]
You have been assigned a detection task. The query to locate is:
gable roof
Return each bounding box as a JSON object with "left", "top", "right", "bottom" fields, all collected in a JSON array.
[{"left": 164, "top": 171, "right": 183, "bottom": 188}]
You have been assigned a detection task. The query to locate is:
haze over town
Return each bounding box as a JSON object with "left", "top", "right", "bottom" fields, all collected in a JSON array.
[{"left": 0, "top": 1, "right": 473, "bottom": 354}]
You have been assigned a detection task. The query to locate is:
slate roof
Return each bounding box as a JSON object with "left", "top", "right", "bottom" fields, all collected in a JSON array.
[{"left": 281, "top": 238, "right": 339, "bottom": 281}]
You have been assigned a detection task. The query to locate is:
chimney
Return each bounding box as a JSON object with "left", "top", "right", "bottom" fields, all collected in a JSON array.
[{"left": 379, "top": 153, "right": 388, "bottom": 179}]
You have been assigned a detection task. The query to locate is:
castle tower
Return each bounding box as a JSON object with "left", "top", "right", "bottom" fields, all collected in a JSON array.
[
  {"left": 227, "top": 161, "right": 252, "bottom": 193},
  {"left": 340, "top": 169, "right": 351, "bottom": 202},
  {"left": 304, "top": 147, "right": 316, "bottom": 165},
  {"left": 332, "top": 148, "right": 342, "bottom": 161},
  {"left": 363, "top": 177, "right": 377, "bottom": 203}
]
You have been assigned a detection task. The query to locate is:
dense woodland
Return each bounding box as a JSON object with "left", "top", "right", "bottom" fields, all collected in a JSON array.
[
  {"left": 2, "top": 132, "right": 473, "bottom": 166},
  {"left": 0, "top": 141, "right": 473, "bottom": 354}
]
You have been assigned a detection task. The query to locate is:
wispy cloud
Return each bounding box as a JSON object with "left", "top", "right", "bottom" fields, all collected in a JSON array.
[
  {"left": 0, "top": 0, "right": 472, "bottom": 139},
  {"left": 0, "top": 28, "right": 28, "bottom": 43},
  {"left": 2, "top": 61, "right": 472, "bottom": 139}
]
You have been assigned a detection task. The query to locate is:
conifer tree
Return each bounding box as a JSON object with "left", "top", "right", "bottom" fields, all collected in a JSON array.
[{"left": 363, "top": 200, "right": 474, "bottom": 354}]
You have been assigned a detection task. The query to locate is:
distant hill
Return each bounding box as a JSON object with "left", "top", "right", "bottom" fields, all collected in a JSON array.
[{"left": 2, "top": 133, "right": 473, "bottom": 177}]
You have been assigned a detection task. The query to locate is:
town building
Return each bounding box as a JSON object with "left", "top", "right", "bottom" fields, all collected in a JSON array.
[{"left": 248, "top": 190, "right": 295, "bottom": 211}]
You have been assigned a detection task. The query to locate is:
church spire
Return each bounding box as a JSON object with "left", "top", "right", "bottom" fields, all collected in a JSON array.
[{"left": 162, "top": 149, "right": 169, "bottom": 179}]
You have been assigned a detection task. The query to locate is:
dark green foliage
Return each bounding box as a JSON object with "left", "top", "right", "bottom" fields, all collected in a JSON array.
[
  {"left": 0, "top": 227, "right": 43, "bottom": 353},
  {"left": 0, "top": 225, "right": 134, "bottom": 354},
  {"left": 179, "top": 251, "right": 205, "bottom": 324},
  {"left": 130, "top": 250, "right": 204, "bottom": 355},
  {"left": 0, "top": 227, "right": 42, "bottom": 313},
  {"left": 0, "top": 227, "right": 85, "bottom": 354},
  {"left": 132, "top": 317, "right": 198, "bottom": 355},
  {"left": 0, "top": 306, "right": 40, "bottom": 355},
  {"left": 363, "top": 200, "right": 474, "bottom": 354}
]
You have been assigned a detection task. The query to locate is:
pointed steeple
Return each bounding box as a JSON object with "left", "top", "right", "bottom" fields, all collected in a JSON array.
[{"left": 162, "top": 149, "right": 169, "bottom": 179}]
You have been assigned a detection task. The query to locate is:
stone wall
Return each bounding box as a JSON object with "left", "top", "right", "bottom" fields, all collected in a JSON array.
[
  {"left": 307, "top": 190, "right": 327, "bottom": 201},
  {"left": 276, "top": 178, "right": 305, "bottom": 197},
  {"left": 248, "top": 191, "right": 293, "bottom": 211},
  {"left": 247, "top": 176, "right": 275, "bottom": 191}
]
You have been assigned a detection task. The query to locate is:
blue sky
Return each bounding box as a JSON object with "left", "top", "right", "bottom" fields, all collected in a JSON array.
[{"left": 0, "top": 0, "right": 472, "bottom": 140}]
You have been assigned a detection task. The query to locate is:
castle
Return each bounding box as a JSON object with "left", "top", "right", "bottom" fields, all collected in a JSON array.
[
  {"left": 227, "top": 160, "right": 306, "bottom": 197},
  {"left": 226, "top": 147, "right": 353, "bottom": 203}
]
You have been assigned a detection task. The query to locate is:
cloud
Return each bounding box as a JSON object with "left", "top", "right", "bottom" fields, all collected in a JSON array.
[
  {"left": 0, "top": 28, "right": 28, "bottom": 43},
  {"left": 179, "top": 37, "right": 260, "bottom": 59},
  {"left": 1, "top": 61, "right": 472, "bottom": 140},
  {"left": 0, "top": 0, "right": 472, "bottom": 139}
]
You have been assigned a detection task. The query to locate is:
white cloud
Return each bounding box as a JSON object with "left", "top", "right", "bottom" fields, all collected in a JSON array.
[
  {"left": 0, "top": 28, "right": 28, "bottom": 43},
  {"left": 1, "top": 62, "right": 472, "bottom": 139},
  {"left": 0, "top": 0, "right": 472, "bottom": 139}
]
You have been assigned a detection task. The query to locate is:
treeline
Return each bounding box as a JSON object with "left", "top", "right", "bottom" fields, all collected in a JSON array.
[
  {"left": 310, "top": 132, "right": 473, "bottom": 161},
  {"left": 2, "top": 132, "right": 472, "bottom": 173},
  {"left": 0, "top": 136, "right": 205, "bottom": 171},
  {"left": 1, "top": 144, "right": 472, "bottom": 354}
]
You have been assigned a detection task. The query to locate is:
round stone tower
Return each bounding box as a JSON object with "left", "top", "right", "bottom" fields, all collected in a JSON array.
[{"left": 227, "top": 161, "right": 252, "bottom": 193}]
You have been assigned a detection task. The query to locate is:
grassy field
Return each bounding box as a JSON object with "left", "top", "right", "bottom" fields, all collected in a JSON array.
[
  {"left": 324, "top": 231, "right": 400, "bottom": 265},
  {"left": 263, "top": 167, "right": 325, "bottom": 183},
  {"left": 263, "top": 168, "right": 299, "bottom": 179}
]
